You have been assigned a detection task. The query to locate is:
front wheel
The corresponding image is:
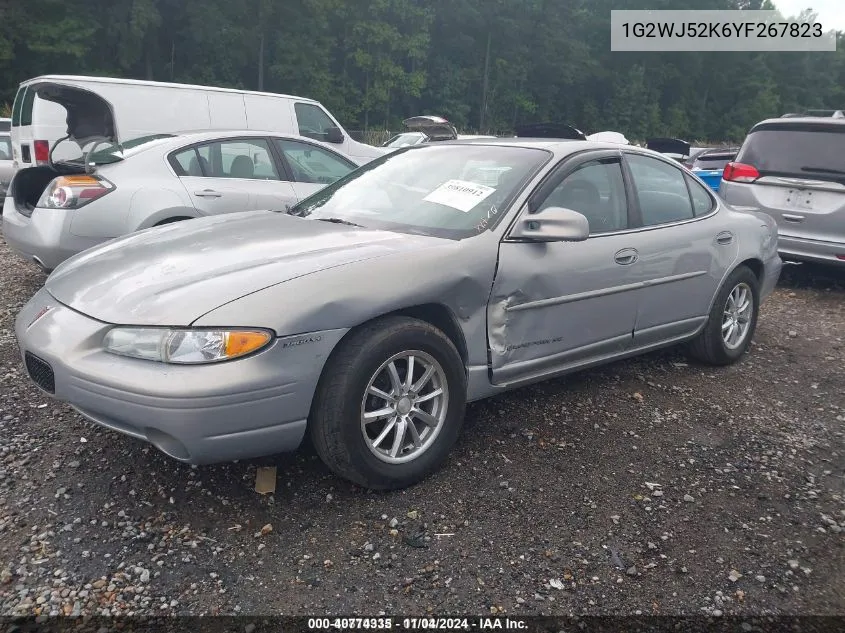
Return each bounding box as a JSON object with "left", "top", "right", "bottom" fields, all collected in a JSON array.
[
  {"left": 309, "top": 316, "right": 467, "bottom": 490},
  {"left": 689, "top": 265, "right": 760, "bottom": 366}
]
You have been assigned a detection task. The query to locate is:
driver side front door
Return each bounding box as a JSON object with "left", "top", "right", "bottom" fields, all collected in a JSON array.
[{"left": 488, "top": 150, "right": 642, "bottom": 387}]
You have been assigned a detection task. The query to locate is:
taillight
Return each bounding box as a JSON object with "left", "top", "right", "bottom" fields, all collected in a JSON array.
[
  {"left": 33, "top": 140, "right": 50, "bottom": 164},
  {"left": 723, "top": 162, "right": 760, "bottom": 183},
  {"left": 36, "top": 175, "right": 114, "bottom": 209}
]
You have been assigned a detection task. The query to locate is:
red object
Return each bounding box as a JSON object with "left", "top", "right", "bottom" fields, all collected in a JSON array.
[
  {"left": 722, "top": 162, "right": 760, "bottom": 183},
  {"left": 33, "top": 140, "right": 50, "bottom": 163}
]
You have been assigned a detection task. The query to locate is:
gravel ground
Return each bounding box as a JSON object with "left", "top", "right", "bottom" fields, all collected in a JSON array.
[{"left": 0, "top": 234, "right": 842, "bottom": 617}]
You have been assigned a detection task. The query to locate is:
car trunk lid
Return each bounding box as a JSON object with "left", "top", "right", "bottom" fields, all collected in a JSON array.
[
  {"left": 645, "top": 137, "right": 691, "bottom": 160},
  {"left": 402, "top": 116, "right": 457, "bottom": 141},
  {"left": 27, "top": 80, "right": 119, "bottom": 162},
  {"left": 514, "top": 123, "right": 586, "bottom": 140}
]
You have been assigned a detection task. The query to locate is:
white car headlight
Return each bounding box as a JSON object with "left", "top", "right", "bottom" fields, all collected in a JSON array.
[{"left": 103, "top": 328, "right": 273, "bottom": 364}]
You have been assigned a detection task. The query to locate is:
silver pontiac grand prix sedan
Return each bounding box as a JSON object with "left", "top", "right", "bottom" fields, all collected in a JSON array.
[{"left": 15, "top": 139, "right": 782, "bottom": 490}]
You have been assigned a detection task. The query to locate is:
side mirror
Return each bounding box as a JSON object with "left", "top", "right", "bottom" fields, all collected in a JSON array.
[
  {"left": 510, "top": 206, "right": 590, "bottom": 242},
  {"left": 326, "top": 126, "right": 344, "bottom": 144}
]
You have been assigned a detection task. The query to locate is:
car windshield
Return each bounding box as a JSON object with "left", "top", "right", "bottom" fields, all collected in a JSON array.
[
  {"left": 737, "top": 124, "right": 845, "bottom": 182},
  {"left": 0, "top": 135, "right": 11, "bottom": 161},
  {"left": 290, "top": 144, "right": 551, "bottom": 240}
]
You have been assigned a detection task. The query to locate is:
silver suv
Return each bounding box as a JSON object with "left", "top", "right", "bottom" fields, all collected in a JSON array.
[{"left": 720, "top": 115, "right": 845, "bottom": 268}]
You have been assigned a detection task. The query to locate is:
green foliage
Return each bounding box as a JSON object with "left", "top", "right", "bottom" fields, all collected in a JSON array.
[{"left": 0, "top": 0, "right": 842, "bottom": 142}]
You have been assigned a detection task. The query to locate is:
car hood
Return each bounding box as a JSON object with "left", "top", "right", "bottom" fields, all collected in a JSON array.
[
  {"left": 45, "top": 212, "right": 444, "bottom": 326},
  {"left": 29, "top": 80, "right": 118, "bottom": 150}
]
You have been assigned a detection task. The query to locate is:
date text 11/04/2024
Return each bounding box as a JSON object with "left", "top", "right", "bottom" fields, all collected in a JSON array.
[{"left": 307, "top": 617, "right": 529, "bottom": 630}]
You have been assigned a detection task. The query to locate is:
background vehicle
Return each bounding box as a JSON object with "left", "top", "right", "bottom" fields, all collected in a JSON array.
[
  {"left": 15, "top": 140, "right": 781, "bottom": 489},
  {"left": 646, "top": 137, "right": 693, "bottom": 162},
  {"left": 3, "top": 129, "right": 360, "bottom": 271},
  {"left": 689, "top": 147, "right": 739, "bottom": 192},
  {"left": 0, "top": 123, "right": 12, "bottom": 204},
  {"left": 382, "top": 116, "right": 496, "bottom": 148},
  {"left": 720, "top": 115, "right": 845, "bottom": 268},
  {"left": 514, "top": 122, "right": 586, "bottom": 139},
  {"left": 10, "top": 75, "right": 386, "bottom": 169}
]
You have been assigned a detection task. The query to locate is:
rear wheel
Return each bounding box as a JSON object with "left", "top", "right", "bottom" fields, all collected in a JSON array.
[
  {"left": 309, "top": 316, "right": 466, "bottom": 490},
  {"left": 689, "top": 265, "right": 759, "bottom": 366}
]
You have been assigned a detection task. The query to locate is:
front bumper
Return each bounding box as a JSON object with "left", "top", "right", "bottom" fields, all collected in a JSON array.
[
  {"left": 777, "top": 234, "right": 845, "bottom": 268},
  {"left": 1, "top": 201, "right": 102, "bottom": 271},
  {"left": 15, "top": 288, "right": 348, "bottom": 464}
]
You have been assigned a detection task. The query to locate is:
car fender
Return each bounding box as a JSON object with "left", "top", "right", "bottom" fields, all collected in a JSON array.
[{"left": 192, "top": 237, "right": 498, "bottom": 369}]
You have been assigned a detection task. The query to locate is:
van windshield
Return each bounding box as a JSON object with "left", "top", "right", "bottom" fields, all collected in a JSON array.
[{"left": 63, "top": 134, "right": 175, "bottom": 165}]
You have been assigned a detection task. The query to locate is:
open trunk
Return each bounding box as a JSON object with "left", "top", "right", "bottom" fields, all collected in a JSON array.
[
  {"left": 9, "top": 81, "right": 117, "bottom": 216},
  {"left": 11, "top": 164, "right": 84, "bottom": 217}
]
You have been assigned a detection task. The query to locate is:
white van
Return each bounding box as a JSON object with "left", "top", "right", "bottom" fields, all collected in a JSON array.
[{"left": 10, "top": 75, "right": 385, "bottom": 168}]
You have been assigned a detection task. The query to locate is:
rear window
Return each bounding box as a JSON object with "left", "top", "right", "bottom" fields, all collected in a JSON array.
[
  {"left": 11, "top": 86, "right": 25, "bottom": 126},
  {"left": 736, "top": 124, "right": 845, "bottom": 182}
]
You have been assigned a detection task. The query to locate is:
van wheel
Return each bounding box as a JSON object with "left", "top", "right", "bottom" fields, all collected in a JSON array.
[
  {"left": 689, "top": 265, "right": 760, "bottom": 366},
  {"left": 309, "top": 316, "right": 466, "bottom": 490}
]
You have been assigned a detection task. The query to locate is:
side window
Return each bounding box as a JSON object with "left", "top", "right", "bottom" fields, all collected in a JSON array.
[
  {"left": 685, "top": 174, "right": 715, "bottom": 216},
  {"left": 627, "top": 154, "right": 694, "bottom": 226},
  {"left": 11, "top": 87, "right": 25, "bottom": 126},
  {"left": 215, "top": 139, "right": 279, "bottom": 180},
  {"left": 294, "top": 103, "right": 337, "bottom": 142},
  {"left": 21, "top": 88, "right": 36, "bottom": 126},
  {"left": 0, "top": 137, "right": 11, "bottom": 160},
  {"left": 537, "top": 158, "right": 628, "bottom": 234},
  {"left": 275, "top": 138, "right": 356, "bottom": 184},
  {"left": 171, "top": 147, "right": 202, "bottom": 176}
]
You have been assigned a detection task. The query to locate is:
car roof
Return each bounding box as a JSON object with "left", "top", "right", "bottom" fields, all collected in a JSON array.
[
  {"left": 22, "top": 75, "right": 319, "bottom": 104},
  {"left": 751, "top": 116, "right": 845, "bottom": 130},
  {"left": 441, "top": 137, "right": 670, "bottom": 158}
]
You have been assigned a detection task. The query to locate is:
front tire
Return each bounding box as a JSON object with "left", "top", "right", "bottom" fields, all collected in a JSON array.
[
  {"left": 689, "top": 265, "right": 760, "bottom": 366},
  {"left": 309, "top": 316, "right": 467, "bottom": 490}
]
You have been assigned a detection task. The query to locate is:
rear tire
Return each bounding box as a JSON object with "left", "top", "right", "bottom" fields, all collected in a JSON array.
[
  {"left": 309, "top": 316, "right": 466, "bottom": 490},
  {"left": 689, "top": 265, "right": 759, "bottom": 366}
]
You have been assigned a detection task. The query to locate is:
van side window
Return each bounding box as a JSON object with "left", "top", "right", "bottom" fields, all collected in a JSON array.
[
  {"left": 11, "top": 87, "right": 25, "bottom": 127},
  {"left": 21, "top": 88, "right": 36, "bottom": 127},
  {"left": 294, "top": 103, "right": 338, "bottom": 143}
]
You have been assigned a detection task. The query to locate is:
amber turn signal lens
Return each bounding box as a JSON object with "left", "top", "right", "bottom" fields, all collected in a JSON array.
[{"left": 225, "top": 330, "right": 273, "bottom": 358}]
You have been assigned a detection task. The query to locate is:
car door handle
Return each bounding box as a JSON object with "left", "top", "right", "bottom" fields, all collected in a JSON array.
[
  {"left": 193, "top": 189, "right": 223, "bottom": 198},
  {"left": 782, "top": 214, "right": 804, "bottom": 223},
  {"left": 715, "top": 231, "right": 734, "bottom": 245},
  {"left": 614, "top": 248, "right": 639, "bottom": 266}
]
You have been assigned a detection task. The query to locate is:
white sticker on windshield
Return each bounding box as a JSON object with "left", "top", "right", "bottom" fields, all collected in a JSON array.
[{"left": 423, "top": 179, "right": 496, "bottom": 212}]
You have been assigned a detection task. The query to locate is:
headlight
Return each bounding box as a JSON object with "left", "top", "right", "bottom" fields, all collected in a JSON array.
[{"left": 103, "top": 328, "right": 273, "bottom": 364}]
